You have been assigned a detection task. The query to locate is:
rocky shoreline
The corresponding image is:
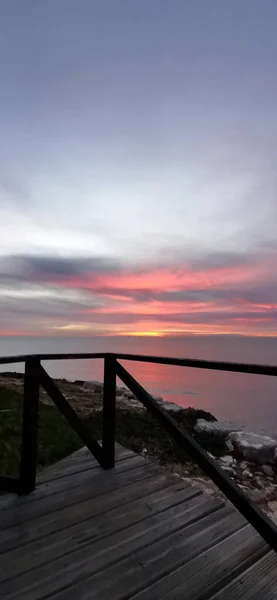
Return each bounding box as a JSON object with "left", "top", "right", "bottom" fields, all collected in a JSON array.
[{"left": 1, "top": 372, "right": 277, "bottom": 521}]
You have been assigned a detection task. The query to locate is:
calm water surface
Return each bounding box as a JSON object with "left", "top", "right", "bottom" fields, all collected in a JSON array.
[{"left": 0, "top": 335, "right": 277, "bottom": 436}]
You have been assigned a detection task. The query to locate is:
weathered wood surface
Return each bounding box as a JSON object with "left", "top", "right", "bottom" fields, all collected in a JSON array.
[{"left": 0, "top": 444, "right": 276, "bottom": 599}]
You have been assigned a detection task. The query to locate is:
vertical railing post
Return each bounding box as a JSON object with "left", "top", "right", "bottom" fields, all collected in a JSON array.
[
  {"left": 102, "top": 354, "right": 116, "bottom": 469},
  {"left": 19, "top": 359, "right": 40, "bottom": 494}
]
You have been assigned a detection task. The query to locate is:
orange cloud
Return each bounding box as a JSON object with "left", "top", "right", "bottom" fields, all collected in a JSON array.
[
  {"left": 59, "top": 261, "right": 265, "bottom": 295},
  {"left": 43, "top": 257, "right": 277, "bottom": 337},
  {"left": 1, "top": 251, "right": 277, "bottom": 337}
]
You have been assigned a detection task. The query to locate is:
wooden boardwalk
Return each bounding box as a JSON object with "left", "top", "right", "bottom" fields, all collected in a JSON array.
[{"left": 0, "top": 444, "right": 276, "bottom": 599}]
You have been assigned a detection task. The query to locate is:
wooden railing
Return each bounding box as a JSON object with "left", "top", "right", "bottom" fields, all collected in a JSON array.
[{"left": 1, "top": 351, "right": 277, "bottom": 553}]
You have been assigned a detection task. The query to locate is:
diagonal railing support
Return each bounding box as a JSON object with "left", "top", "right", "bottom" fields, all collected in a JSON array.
[{"left": 39, "top": 365, "right": 104, "bottom": 468}]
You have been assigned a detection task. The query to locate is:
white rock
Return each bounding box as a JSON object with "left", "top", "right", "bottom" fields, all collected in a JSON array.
[
  {"left": 268, "top": 500, "right": 277, "bottom": 512},
  {"left": 83, "top": 380, "right": 103, "bottom": 392},
  {"left": 128, "top": 400, "right": 144, "bottom": 410},
  {"left": 255, "top": 476, "right": 264, "bottom": 488},
  {"left": 261, "top": 464, "right": 274, "bottom": 477},
  {"left": 153, "top": 396, "right": 164, "bottom": 404},
  {"left": 249, "top": 489, "right": 265, "bottom": 503},
  {"left": 239, "top": 461, "right": 249, "bottom": 470},
  {"left": 226, "top": 432, "right": 277, "bottom": 465},
  {"left": 195, "top": 419, "right": 240, "bottom": 438},
  {"left": 207, "top": 452, "right": 215, "bottom": 460},
  {"left": 238, "top": 484, "right": 249, "bottom": 492},
  {"left": 220, "top": 455, "right": 234, "bottom": 467},
  {"left": 116, "top": 394, "right": 127, "bottom": 402},
  {"left": 242, "top": 469, "right": 253, "bottom": 478},
  {"left": 122, "top": 389, "right": 135, "bottom": 399},
  {"left": 221, "top": 466, "right": 234, "bottom": 474}
]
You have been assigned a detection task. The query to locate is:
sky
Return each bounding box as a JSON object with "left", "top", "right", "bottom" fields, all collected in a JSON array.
[{"left": 0, "top": 0, "right": 277, "bottom": 337}]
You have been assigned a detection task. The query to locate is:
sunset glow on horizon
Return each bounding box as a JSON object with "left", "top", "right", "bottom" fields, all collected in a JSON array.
[{"left": 0, "top": 255, "right": 277, "bottom": 338}]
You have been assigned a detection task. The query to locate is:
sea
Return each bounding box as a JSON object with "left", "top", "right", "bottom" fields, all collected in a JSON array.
[{"left": 1, "top": 335, "right": 277, "bottom": 437}]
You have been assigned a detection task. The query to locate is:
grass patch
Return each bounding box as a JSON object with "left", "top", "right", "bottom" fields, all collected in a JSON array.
[
  {"left": 0, "top": 386, "right": 82, "bottom": 477},
  {"left": 87, "top": 407, "right": 224, "bottom": 470}
]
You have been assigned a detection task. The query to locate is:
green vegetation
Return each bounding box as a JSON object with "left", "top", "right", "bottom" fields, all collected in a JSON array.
[
  {"left": 0, "top": 384, "right": 222, "bottom": 479},
  {"left": 87, "top": 408, "right": 223, "bottom": 473},
  {"left": 0, "top": 386, "right": 82, "bottom": 477}
]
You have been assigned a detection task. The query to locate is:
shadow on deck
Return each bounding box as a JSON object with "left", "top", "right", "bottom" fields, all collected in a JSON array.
[{"left": 0, "top": 444, "right": 276, "bottom": 600}]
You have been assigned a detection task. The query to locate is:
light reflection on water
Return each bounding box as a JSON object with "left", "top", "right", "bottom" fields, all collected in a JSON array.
[{"left": 0, "top": 335, "right": 277, "bottom": 436}]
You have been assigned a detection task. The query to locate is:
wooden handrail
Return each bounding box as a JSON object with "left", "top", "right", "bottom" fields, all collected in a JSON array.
[
  {"left": 115, "top": 353, "right": 277, "bottom": 377},
  {"left": 0, "top": 352, "right": 105, "bottom": 365},
  {"left": 0, "top": 351, "right": 276, "bottom": 376}
]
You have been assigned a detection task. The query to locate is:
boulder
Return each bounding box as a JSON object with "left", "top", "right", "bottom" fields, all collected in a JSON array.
[
  {"left": 261, "top": 464, "right": 274, "bottom": 477},
  {"left": 116, "top": 386, "right": 126, "bottom": 394},
  {"left": 220, "top": 455, "right": 234, "bottom": 467},
  {"left": 249, "top": 489, "right": 265, "bottom": 503},
  {"left": 207, "top": 451, "right": 215, "bottom": 460},
  {"left": 83, "top": 380, "right": 103, "bottom": 393},
  {"left": 226, "top": 432, "right": 277, "bottom": 465},
  {"left": 268, "top": 500, "right": 277, "bottom": 513},
  {"left": 221, "top": 465, "right": 234, "bottom": 474},
  {"left": 163, "top": 402, "right": 182, "bottom": 413},
  {"left": 242, "top": 469, "right": 253, "bottom": 478},
  {"left": 194, "top": 419, "right": 240, "bottom": 439},
  {"left": 126, "top": 399, "right": 144, "bottom": 410},
  {"left": 123, "top": 389, "right": 135, "bottom": 399},
  {"left": 153, "top": 396, "right": 181, "bottom": 412},
  {"left": 239, "top": 461, "right": 249, "bottom": 470},
  {"left": 116, "top": 395, "right": 143, "bottom": 410},
  {"left": 116, "top": 387, "right": 135, "bottom": 399},
  {"left": 116, "top": 394, "right": 127, "bottom": 403}
]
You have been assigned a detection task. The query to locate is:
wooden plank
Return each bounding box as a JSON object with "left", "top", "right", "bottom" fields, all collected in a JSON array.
[
  {"left": 0, "top": 494, "right": 225, "bottom": 598},
  {"left": 131, "top": 526, "right": 269, "bottom": 600},
  {"left": 39, "top": 365, "right": 104, "bottom": 467},
  {"left": 36, "top": 450, "right": 145, "bottom": 493},
  {"left": 208, "top": 550, "right": 277, "bottom": 600},
  {"left": 0, "top": 453, "right": 147, "bottom": 515},
  {"left": 45, "top": 507, "right": 245, "bottom": 600},
  {"left": 37, "top": 447, "right": 98, "bottom": 480},
  {"left": 0, "top": 461, "right": 163, "bottom": 547},
  {"left": 0, "top": 470, "right": 182, "bottom": 558},
  {"left": 0, "top": 477, "right": 197, "bottom": 582},
  {"left": 0, "top": 446, "right": 135, "bottom": 511},
  {"left": 37, "top": 445, "right": 134, "bottom": 484},
  {"left": 1, "top": 445, "right": 274, "bottom": 600},
  {"left": 38, "top": 442, "right": 132, "bottom": 468}
]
